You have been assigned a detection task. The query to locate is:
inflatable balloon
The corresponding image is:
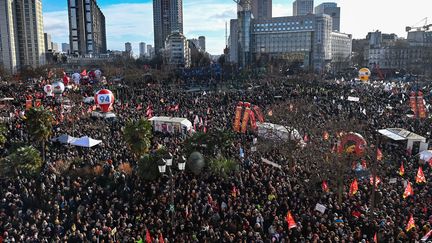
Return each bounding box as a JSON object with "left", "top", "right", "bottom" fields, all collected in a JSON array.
[
  {"left": 95, "top": 89, "right": 114, "bottom": 113},
  {"left": 95, "top": 69, "right": 102, "bottom": 79},
  {"left": 72, "top": 73, "right": 81, "bottom": 84},
  {"left": 359, "top": 68, "right": 371, "bottom": 82},
  {"left": 339, "top": 132, "right": 367, "bottom": 156},
  {"left": 44, "top": 85, "right": 53, "bottom": 97},
  {"left": 52, "top": 81, "right": 65, "bottom": 95}
]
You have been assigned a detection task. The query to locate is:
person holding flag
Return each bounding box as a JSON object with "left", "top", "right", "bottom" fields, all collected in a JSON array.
[
  {"left": 349, "top": 178, "right": 358, "bottom": 196},
  {"left": 399, "top": 162, "right": 405, "bottom": 176},
  {"left": 285, "top": 211, "right": 297, "bottom": 230},
  {"left": 416, "top": 166, "right": 426, "bottom": 184},
  {"left": 403, "top": 181, "right": 414, "bottom": 199}
]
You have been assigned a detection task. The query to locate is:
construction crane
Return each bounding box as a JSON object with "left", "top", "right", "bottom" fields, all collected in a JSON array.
[{"left": 406, "top": 17, "right": 432, "bottom": 32}]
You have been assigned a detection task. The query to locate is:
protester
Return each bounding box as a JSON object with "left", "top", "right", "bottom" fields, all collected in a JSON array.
[{"left": 0, "top": 76, "right": 431, "bottom": 242}]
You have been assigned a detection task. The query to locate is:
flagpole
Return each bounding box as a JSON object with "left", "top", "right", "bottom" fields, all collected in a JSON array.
[{"left": 370, "top": 134, "right": 381, "bottom": 216}]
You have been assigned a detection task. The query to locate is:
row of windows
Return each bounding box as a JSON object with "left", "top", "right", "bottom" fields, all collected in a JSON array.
[
  {"left": 254, "top": 20, "right": 313, "bottom": 27},
  {"left": 254, "top": 26, "right": 313, "bottom": 32}
]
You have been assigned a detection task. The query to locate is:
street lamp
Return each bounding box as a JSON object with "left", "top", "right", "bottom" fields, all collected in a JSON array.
[
  {"left": 178, "top": 156, "right": 186, "bottom": 171},
  {"left": 158, "top": 153, "right": 186, "bottom": 226},
  {"left": 164, "top": 152, "right": 173, "bottom": 166},
  {"left": 158, "top": 159, "right": 167, "bottom": 174}
]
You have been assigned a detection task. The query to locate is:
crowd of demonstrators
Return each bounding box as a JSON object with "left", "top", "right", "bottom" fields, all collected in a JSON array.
[{"left": 0, "top": 75, "right": 431, "bottom": 242}]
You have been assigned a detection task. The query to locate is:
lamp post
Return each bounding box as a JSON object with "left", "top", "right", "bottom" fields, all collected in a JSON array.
[{"left": 158, "top": 153, "right": 186, "bottom": 225}]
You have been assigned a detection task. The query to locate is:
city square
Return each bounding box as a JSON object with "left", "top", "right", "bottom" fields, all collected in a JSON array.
[{"left": 1, "top": 0, "right": 432, "bottom": 242}]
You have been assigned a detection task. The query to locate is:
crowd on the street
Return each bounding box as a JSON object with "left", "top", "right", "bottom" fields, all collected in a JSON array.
[{"left": 0, "top": 75, "right": 432, "bottom": 242}]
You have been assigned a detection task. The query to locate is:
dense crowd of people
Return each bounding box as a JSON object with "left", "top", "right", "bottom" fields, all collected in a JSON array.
[{"left": 0, "top": 75, "right": 431, "bottom": 242}]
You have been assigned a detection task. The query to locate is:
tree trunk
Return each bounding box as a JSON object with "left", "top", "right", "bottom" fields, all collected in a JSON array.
[{"left": 42, "top": 140, "right": 46, "bottom": 163}]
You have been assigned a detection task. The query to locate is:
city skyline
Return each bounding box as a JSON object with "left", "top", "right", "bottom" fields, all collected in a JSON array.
[{"left": 43, "top": 0, "right": 432, "bottom": 55}]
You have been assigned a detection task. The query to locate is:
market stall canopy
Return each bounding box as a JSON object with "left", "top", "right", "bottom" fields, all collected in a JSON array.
[
  {"left": 378, "top": 128, "right": 426, "bottom": 142},
  {"left": 70, "top": 136, "right": 102, "bottom": 148},
  {"left": 51, "top": 134, "right": 78, "bottom": 144}
]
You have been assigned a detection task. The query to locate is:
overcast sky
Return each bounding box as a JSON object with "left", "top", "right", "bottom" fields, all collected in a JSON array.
[{"left": 43, "top": 0, "right": 432, "bottom": 55}]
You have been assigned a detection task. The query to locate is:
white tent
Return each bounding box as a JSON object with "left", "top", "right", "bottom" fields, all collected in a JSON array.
[
  {"left": 91, "top": 111, "right": 116, "bottom": 119},
  {"left": 257, "top": 122, "right": 302, "bottom": 141},
  {"left": 378, "top": 128, "right": 428, "bottom": 152},
  {"left": 149, "top": 116, "right": 192, "bottom": 135},
  {"left": 83, "top": 97, "right": 94, "bottom": 104},
  {"left": 418, "top": 150, "right": 432, "bottom": 162},
  {"left": 51, "top": 134, "right": 77, "bottom": 144},
  {"left": 70, "top": 136, "right": 102, "bottom": 148}
]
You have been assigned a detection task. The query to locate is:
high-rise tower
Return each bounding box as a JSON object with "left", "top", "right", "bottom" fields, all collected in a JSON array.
[
  {"left": 68, "top": 0, "right": 107, "bottom": 55},
  {"left": 251, "top": 0, "right": 272, "bottom": 19},
  {"left": 293, "top": 0, "right": 314, "bottom": 16},
  {"left": 153, "top": 0, "right": 184, "bottom": 54}
]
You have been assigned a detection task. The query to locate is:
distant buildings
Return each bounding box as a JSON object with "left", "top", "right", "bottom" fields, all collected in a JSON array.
[
  {"left": 198, "top": 36, "right": 206, "bottom": 52},
  {"left": 147, "top": 45, "right": 154, "bottom": 59},
  {"left": 315, "top": 2, "right": 340, "bottom": 32},
  {"left": 62, "top": 43, "right": 70, "bottom": 53},
  {"left": 44, "top": 33, "right": 53, "bottom": 52},
  {"left": 124, "top": 42, "right": 132, "bottom": 57},
  {"left": 293, "top": 0, "right": 314, "bottom": 16},
  {"left": 52, "top": 43, "right": 59, "bottom": 53},
  {"left": 362, "top": 30, "right": 432, "bottom": 76},
  {"left": 251, "top": 0, "right": 272, "bottom": 19},
  {"left": 153, "top": 0, "right": 183, "bottom": 54},
  {"left": 188, "top": 37, "right": 206, "bottom": 53},
  {"left": 164, "top": 32, "right": 190, "bottom": 68},
  {"left": 229, "top": 1, "right": 352, "bottom": 72},
  {"left": 0, "top": 0, "right": 45, "bottom": 73},
  {"left": 68, "top": 0, "right": 107, "bottom": 55},
  {"left": 139, "top": 42, "right": 146, "bottom": 58}
]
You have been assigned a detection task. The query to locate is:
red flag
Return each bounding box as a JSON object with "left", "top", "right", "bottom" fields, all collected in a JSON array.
[
  {"left": 322, "top": 180, "right": 329, "bottom": 192},
  {"left": 399, "top": 162, "right": 405, "bottom": 176},
  {"left": 370, "top": 175, "right": 381, "bottom": 187},
  {"left": 361, "top": 159, "right": 367, "bottom": 169},
  {"left": 416, "top": 166, "right": 426, "bottom": 184},
  {"left": 403, "top": 181, "right": 413, "bottom": 199},
  {"left": 303, "top": 134, "right": 309, "bottom": 143},
  {"left": 406, "top": 214, "right": 415, "bottom": 232},
  {"left": 376, "top": 148, "right": 383, "bottom": 161},
  {"left": 25, "top": 100, "right": 33, "bottom": 110},
  {"left": 146, "top": 105, "right": 153, "bottom": 118},
  {"left": 285, "top": 211, "right": 297, "bottom": 229},
  {"left": 323, "top": 131, "right": 329, "bottom": 140},
  {"left": 80, "top": 69, "right": 87, "bottom": 76},
  {"left": 349, "top": 179, "right": 358, "bottom": 196},
  {"left": 267, "top": 109, "right": 273, "bottom": 116},
  {"left": 374, "top": 232, "right": 378, "bottom": 243},
  {"left": 429, "top": 158, "right": 432, "bottom": 168},
  {"left": 421, "top": 230, "right": 432, "bottom": 241},
  {"left": 145, "top": 229, "right": 152, "bottom": 243},
  {"left": 231, "top": 186, "right": 238, "bottom": 198},
  {"left": 159, "top": 233, "right": 164, "bottom": 243}
]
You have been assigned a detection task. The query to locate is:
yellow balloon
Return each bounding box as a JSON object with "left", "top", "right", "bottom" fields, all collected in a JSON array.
[{"left": 359, "top": 68, "right": 371, "bottom": 82}]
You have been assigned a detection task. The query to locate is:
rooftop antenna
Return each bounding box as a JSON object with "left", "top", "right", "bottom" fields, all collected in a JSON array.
[{"left": 225, "top": 21, "right": 228, "bottom": 47}]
